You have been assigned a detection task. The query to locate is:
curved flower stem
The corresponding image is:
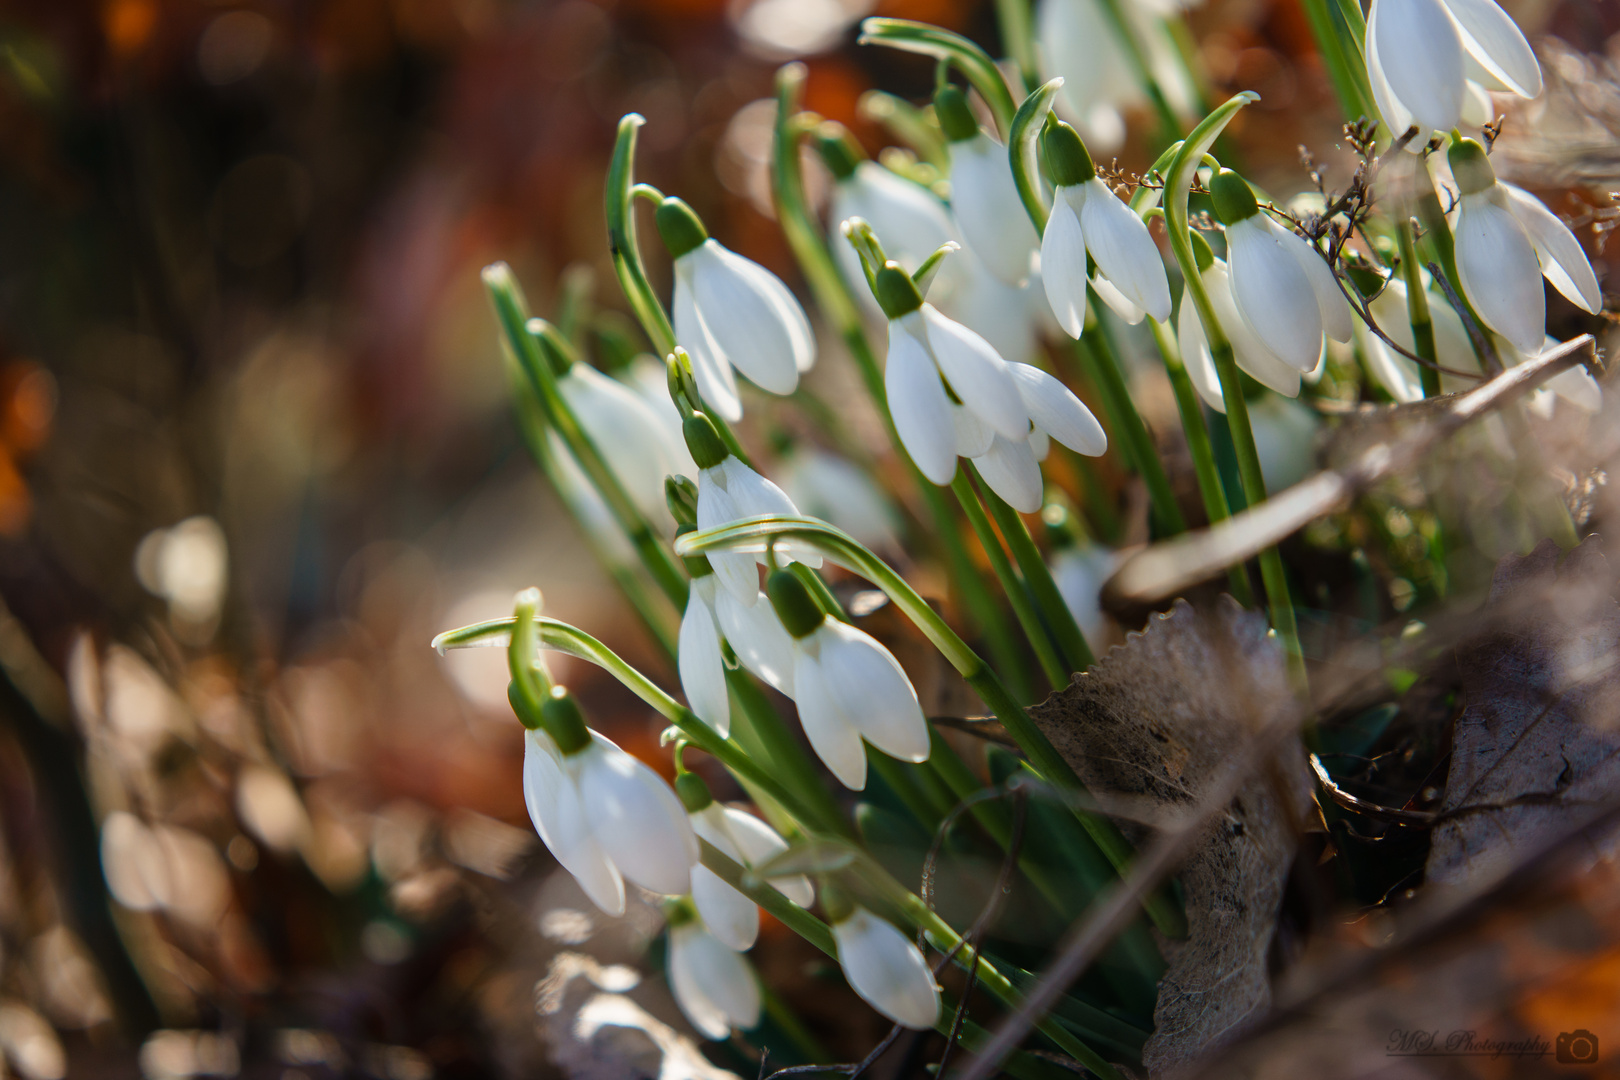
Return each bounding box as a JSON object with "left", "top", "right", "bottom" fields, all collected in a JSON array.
[
  {"left": 1007, "top": 78, "right": 1062, "bottom": 231},
  {"left": 674, "top": 515, "right": 1187, "bottom": 939},
  {"left": 485, "top": 267, "right": 690, "bottom": 607},
  {"left": 1164, "top": 94, "right": 1306, "bottom": 685},
  {"left": 975, "top": 472, "right": 1096, "bottom": 674},
  {"left": 952, "top": 473, "right": 1068, "bottom": 694},
  {"left": 772, "top": 64, "right": 1031, "bottom": 699},
  {"left": 1397, "top": 216, "right": 1442, "bottom": 397},
  {"left": 1075, "top": 325, "right": 1188, "bottom": 538},
  {"left": 606, "top": 114, "right": 677, "bottom": 356},
  {"left": 435, "top": 616, "right": 852, "bottom": 839},
  {"left": 1146, "top": 319, "right": 1255, "bottom": 605},
  {"left": 857, "top": 19, "right": 1018, "bottom": 137}
]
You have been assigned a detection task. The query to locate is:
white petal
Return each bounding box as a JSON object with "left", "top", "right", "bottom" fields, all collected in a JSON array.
[
  {"left": 1225, "top": 216, "right": 1326, "bottom": 372},
  {"left": 697, "top": 474, "right": 761, "bottom": 606},
  {"left": 952, "top": 404, "right": 995, "bottom": 458},
  {"left": 674, "top": 270, "right": 742, "bottom": 421},
  {"left": 1500, "top": 184, "right": 1602, "bottom": 314},
  {"left": 523, "top": 731, "right": 625, "bottom": 915},
  {"left": 1269, "top": 219, "right": 1353, "bottom": 343},
  {"left": 1040, "top": 190, "right": 1090, "bottom": 338},
  {"left": 919, "top": 306, "right": 1029, "bottom": 440},
  {"left": 974, "top": 434, "right": 1044, "bottom": 513},
  {"left": 720, "top": 807, "right": 814, "bottom": 907},
  {"left": 1028, "top": 426, "right": 1050, "bottom": 461},
  {"left": 1361, "top": 280, "right": 1425, "bottom": 403},
  {"left": 679, "top": 586, "right": 731, "bottom": 738},
  {"left": 1052, "top": 544, "right": 1116, "bottom": 644},
  {"left": 719, "top": 458, "right": 822, "bottom": 570},
  {"left": 939, "top": 249, "right": 1041, "bottom": 364},
  {"left": 669, "top": 924, "right": 760, "bottom": 1038},
  {"left": 688, "top": 241, "right": 812, "bottom": 394},
  {"left": 1176, "top": 286, "right": 1228, "bottom": 413},
  {"left": 778, "top": 451, "right": 899, "bottom": 551},
  {"left": 1007, "top": 363, "right": 1107, "bottom": 456},
  {"left": 1091, "top": 272, "right": 1146, "bottom": 325},
  {"left": 690, "top": 803, "right": 742, "bottom": 859},
  {"left": 562, "top": 365, "right": 682, "bottom": 527},
  {"left": 576, "top": 738, "right": 699, "bottom": 897},
  {"left": 1040, "top": 0, "right": 1135, "bottom": 120},
  {"left": 1460, "top": 78, "right": 1494, "bottom": 127},
  {"left": 1077, "top": 178, "right": 1171, "bottom": 322},
  {"left": 792, "top": 648, "right": 868, "bottom": 790},
  {"left": 832, "top": 909, "right": 940, "bottom": 1030},
  {"left": 886, "top": 319, "right": 958, "bottom": 486},
  {"left": 1454, "top": 192, "right": 1546, "bottom": 355},
  {"left": 1371, "top": 0, "right": 1466, "bottom": 134},
  {"left": 846, "top": 163, "right": 961, "bottom": 274},
  {"left": 691, "top": 865, "right": 760, "bottom": 951},
  {"left": 815, "top": 620, "right": 930, "bottom": 764},
  {"left": 1203, "top": 261, "right": 1303, "bottom": 397},
  {"left": 950, "top": 133, "right": 1038, "bottom": 285},
  {"left": 1441, "top": 0, "right": 1542, "bottom": 99},
  {"left": 715, "top": 587, "right": 796, "bottom": 697},
  {"left": 1365, "top": 0, "right": 1416, "bottom": 137},
  {"left": 1544, "top": 364, "right": 1602, "bottom": 413},
  {"left": 1249, "top": 394, "right": 1322, "bottom": 493}
]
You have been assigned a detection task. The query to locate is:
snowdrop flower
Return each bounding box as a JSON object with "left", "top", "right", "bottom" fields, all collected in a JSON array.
[
  {"left": 665, "top": 904, "right": 761, "bottom": 1039},
  {"left": 1365, "top": 0, "right": 1540, "bottom": 138},
  {"left": 1356, "top": 274, "right": 1477, "bottom": 402},
  {"left": 935, "top": 85, "right": 1036, "bottom": 285},
  {"left": 677, "top": 562, "right": 797, "bottom": 738},
  {"left": 766, "top": 570, "right": 930, "bottom": 791},
  {"left": 824, "top": 889, "right": 939, "bottom": 1030},
  {"left": 777, "top": 447, "right": 901, "bottom": 552},
  {"left": 1248, "top": 394, "right": 1322, "bottom": 494},
  {"left": 821, "top": 133, "right": 965, "bottom": 307},
  {"left": 521, "top": 689, "right": 699, "bottom": 916},
  {"left": 1176, "top": 232, "right": 1306, "bottom": 412},
  {"left": 1448, "top": 137, "right": 1603, "bottom": 356},
  {"left": 1038, "top": 120, "right": 1172, "bottom": 338},
  {"left": 676, "top": 773, "right": 813, "bottom": 951},
  {"left": 969, "top": 362, "right": 1108, "bottom": 513},
  {"left": 658, "top": 197, "right": 815, "bottom": 422},
  {"left": 684, "top": 412, "right": 821, "bottom": 606},
  {"left": 1209, "top": 169, "right": 1352, "bottom": 373},
  {"left": 937, "top": 244, "right": 1047, "bottom": 367},
  {"left": 1513, "top": 336, "right": 1603, "bottom": 415}
]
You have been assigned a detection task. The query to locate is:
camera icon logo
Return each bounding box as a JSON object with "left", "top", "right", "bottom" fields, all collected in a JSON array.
[{"left": 1557, "top": 1029, "right": 1599, "bottom": 1065}]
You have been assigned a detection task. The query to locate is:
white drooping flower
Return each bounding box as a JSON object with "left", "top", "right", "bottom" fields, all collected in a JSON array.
[
  {"left": 1356, "top": 275, "right": 1478, "bottom": 403},
  {"left": 1209, "top": 169, "right": 1352, "bottom": 373},
  {"left": 1176, "top": 243, "right": 1306, "bottom": 413},
  {"left": 777, "top": 447, "right": 901, "bottom": 552},
  {"left": 522, "top": 710, "right": 699, "bottom": 916},
  {"left": 1038, "top": 120, "right": 1172, "bottom": 338},
  {"left": 934, "top": 85, "right": 1037, "bottom": 285},
  {"left": 1365, "top": 0, "right": 1541, "bottom": 138},
  {"left": 829, "top": 903, "right": 940, "bottom": 1030},
  {"left": 1448, "top": 137, "right": 1603, "bottom": 356},
  {"left": 822, "top": 139, "right": 966, "bottom": 306},
  {"left": 967, "top": 362, "right": 1108, "bottom": 513},
  {"left": 684, "top": 413, "right": 821, "bottom": 606},
  {"left": 1037, "top": 0, "right": 1200, "bottom": 151},
  {"left": 1050, "top": 541, "right": 1118, "bottom": 645},
  {"left": 766, "top": 570, "right": 930, "bottom": 791},
  {"left": 1248, "top": 394, "right": 1322, "bottom": 494},
  {"left": 658, "top": 197, "right": 815, "bottom": 422},
  {"left": 937, "top": 245, "right": 1046, "bottom": 367},
  {"left": 677, "top": 572, "right": 797, "bottom": 738},
  {"left": 667, "top": 915, "right": 761, "bottom": 1039},
  {"left": 676, "top": 773, "right": 813, "bottom": 952}
]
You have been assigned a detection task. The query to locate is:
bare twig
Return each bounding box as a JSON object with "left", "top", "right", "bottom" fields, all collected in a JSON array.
[{"left": 1427, "top": 261, "right": 1505, "bottom": 374}]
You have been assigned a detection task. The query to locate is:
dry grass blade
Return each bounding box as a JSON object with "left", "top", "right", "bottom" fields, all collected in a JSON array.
[{"left": 1103, "top": 336, "right": 1600, "bottom": 606}]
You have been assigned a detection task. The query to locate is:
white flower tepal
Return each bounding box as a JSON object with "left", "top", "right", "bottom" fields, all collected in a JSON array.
[
  {"left": 826, "top": 151, "right": 964, "bottom": 308},
  {"left": 934, "top": 85, "right": 1037, "bottom": 285},
  {"left": 1176, "top": 240, "right": 1304, "bottom": 413},
  {"left": 667, "top": 918, "right": 761, "bottom": 1039},
  {"left": 660, "top": 197, "right": 815, "bottom": 421},
  {"left": 678, "top": 572, "right": 797, "bottom": 738},
  {"left": 830, "top": 904, "right": 940, "bottom": 1030},
  {"left": 1366, "top": 0, "right": 1541, "bottom": 137}
]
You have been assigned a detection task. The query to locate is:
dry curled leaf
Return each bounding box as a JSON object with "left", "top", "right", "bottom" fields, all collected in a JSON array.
[
  {"left": 1028, "top": 598, "right": 1314, "bottom": 1077},
  {"left": 1427, "top": 537, "right": 1620, "bottom": 896}
]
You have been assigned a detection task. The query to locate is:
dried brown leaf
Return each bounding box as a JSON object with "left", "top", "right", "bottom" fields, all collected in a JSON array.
[
  {"left": 1427, "top": 537, "right": 1620, "bottom": 896},
  {"left": 1028, "top": 598, "right": 1314, "bottom": 1077}
]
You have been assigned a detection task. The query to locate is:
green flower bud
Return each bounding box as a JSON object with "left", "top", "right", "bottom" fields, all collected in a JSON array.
[
  {"left": 933, "top": 85, "right": 978, "bottom": 143},
  {"left": 656, "top": 197, "right": 709, "bottom": 259},
  {"left": 1041, "top": 120, "right": 1096, "bottom": 187},
  {"left": 674, "top": 771, "right": 714, "bottom": 813},
  {"left": 541, "top": 686, "right": 591, "bottom": 755},
  {"left": 667, "top": 475, "right": 699, "bottom": 526},
  {"left": 766, "top": 569, "right": 825, "bottom": 640},
  {"left": 1447, "top": 137, "right": 1496, "bottom": 197},
  {"left": 675, "top": 523, "right": 715, "bottom": 579},
  {"left": 815, "top": 122, "right": 864, "bottom": 181},
  {"left": 873, "top": 263, "right": 924, "bottom": 320},
  {"left": 682, "top": 412, "right": 729, "bottom": 470},
  {"left": 1210, "top": 169, "right": 1260, "bottom": 225}
]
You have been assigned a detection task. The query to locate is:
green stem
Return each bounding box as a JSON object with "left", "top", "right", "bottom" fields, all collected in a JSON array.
[
  {"left": 991, "top": 0, "right": 1038, "bottom": 93},
  {"left": 1147, "top": 319, "right": 1255, "bottom": 604},
  {"left": 1075, "top": 326, "right": 1187, "bottom": 537},
  {"left": 856, "top": 19, "right": 1019, "bottom": 136},
  {"left": 952, "top": 473, "right": 1067, "bottom": 694},
  {"left": 1299, "top": 0, "right": 1376, "bottom": 124},
  {"left": 976, "top": 472, "right": 1096, "bottom": 675},
  {"left": 606, "top": 115, "right": 677, "bottom": 356},
  {"left": 672, "top": 515, "right": 1187, "bottom": 938},
  {"left": 772, "top": 64, "right": 1032, "bottom": 699},
  {"left": 1398, "top": 217, "right": 1441, "bottom": 398}
]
